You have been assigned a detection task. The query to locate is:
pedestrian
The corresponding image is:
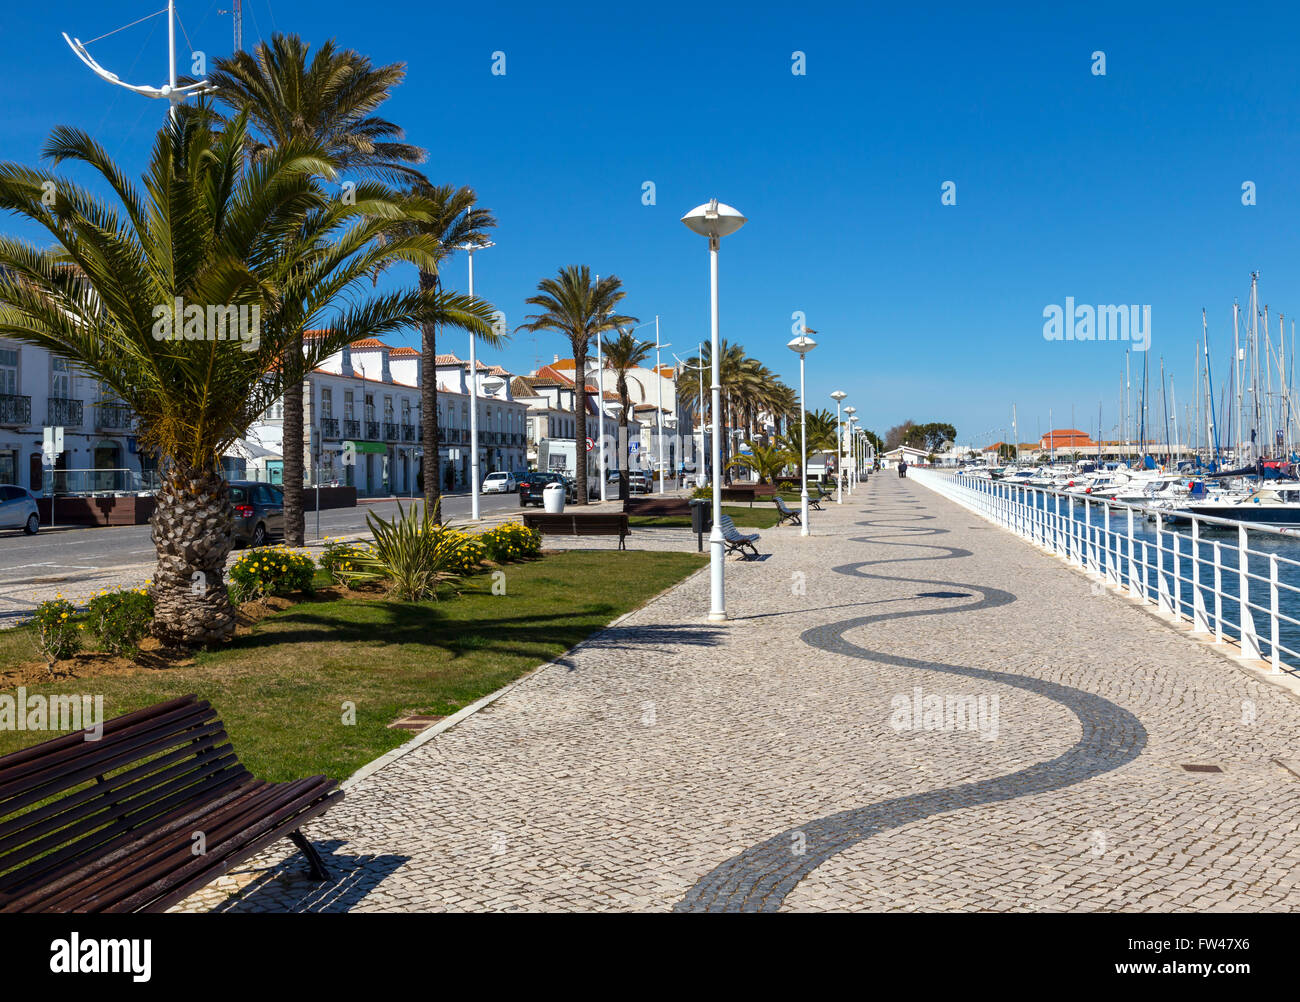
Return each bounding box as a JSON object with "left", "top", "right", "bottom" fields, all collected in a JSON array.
[{"left": 898, "top": 460, "right": 907, "bottom": 479}]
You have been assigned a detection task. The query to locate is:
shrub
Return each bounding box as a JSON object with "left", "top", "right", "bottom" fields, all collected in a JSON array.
[
  {"left": 478, "top": 521, "right": 542, "bottom": 563},
  {"left": 777, "top": 480, "right": 795, "bottom": 493},
  {"left": 336, "top": 501, "right": 482, "bottom": 600},
  {"left": 86, "top": 588, "right": 154, "bottom": 659},
  {"left": 32, "top": 597, "right": 81, "bottom": 665},
  {"left": 319, "top": 538, "right": 372, "bottom": 587},
  {"left": 229, "top": 546, "right": 316, "bottom": 604},
  {"left": 691, "top": 486, "right": 713, "bottom": 501}
]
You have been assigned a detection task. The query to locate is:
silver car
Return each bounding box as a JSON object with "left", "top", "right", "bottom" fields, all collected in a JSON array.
[{"left": 0, "top": 484, "right": 39, "bottom": 535}]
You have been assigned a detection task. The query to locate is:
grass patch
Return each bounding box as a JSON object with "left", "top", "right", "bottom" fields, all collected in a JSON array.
[
  {"left": 629, "top": 505, "right": 783, "bottom": 529},
  {"left": 0, "top": 550, "right": 705, "bottom": 782}
]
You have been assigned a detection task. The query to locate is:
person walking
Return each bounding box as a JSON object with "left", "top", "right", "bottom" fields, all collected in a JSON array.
[{"left": 898, "top": 459, "right": 908, "bottom": 479}]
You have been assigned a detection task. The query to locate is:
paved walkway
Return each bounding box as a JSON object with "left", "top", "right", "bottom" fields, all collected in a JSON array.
[{"left": 176, "top": 475, "right": 1300, "bottom": 912}]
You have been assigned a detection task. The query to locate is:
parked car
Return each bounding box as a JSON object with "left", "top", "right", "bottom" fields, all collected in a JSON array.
[
  {"left": 0, "top": 485, "right": 40, "bottom": 535},
  {"left": 481, "top": 471, "right": 518, "bottom": 494},
  {"left": 628, "top": 472, "right": 651, "bottom": 494},
  {"left": 518, "top": 471, "right": 577, "bottom": 506},
  {"left": 228, "top": 481, "right": 284, "bottom": 547}
]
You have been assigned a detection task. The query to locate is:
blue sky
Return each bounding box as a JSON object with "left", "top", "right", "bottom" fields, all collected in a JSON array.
[{"left": 4, "top": 1, "right": 1300, "bottom": 447}]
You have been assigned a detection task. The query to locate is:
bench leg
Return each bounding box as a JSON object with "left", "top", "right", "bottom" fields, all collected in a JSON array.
[{"left": 289, "top": 829, "right": 330, "bottom": 881}]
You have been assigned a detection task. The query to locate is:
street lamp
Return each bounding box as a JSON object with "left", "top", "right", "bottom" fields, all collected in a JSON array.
[
  {"left": 655, "top": 316, "right": 670, "bottom": 494},
  {"left": 460, "top": 240, "right": 494, "bottom": 520},
  {"left": 844, "top": 406, "right": 857, "bottom": 493},
  {"left": 786, "top": 328, "right": 816, "bottom": 536},
  {"left": 682, "top": 198, "right": 747, "bottom": 622},
  {"left": 830, "top": 390, "right": 847, "bottom": 503}
]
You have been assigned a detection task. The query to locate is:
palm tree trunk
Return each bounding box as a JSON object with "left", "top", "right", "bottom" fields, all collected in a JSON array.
[
  {"left": 574, "top": 341, "right": 588, "bottom": 504},
  {"left": 420, "top": 270, "right": 442, "bottom": 521},
  {"left": 150, "top": 463, "right": 236, "bottom": 646},
  {"left": 282, "top": 336, "right": 305, "bottom": 546}
]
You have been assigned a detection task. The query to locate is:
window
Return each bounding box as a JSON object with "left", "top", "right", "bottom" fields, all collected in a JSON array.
[
  {"left": 321, "top": 388, "right": 333, "bottom": 419},
  {"left": 0, "top": 347, "right": 16, "bottom": 395},
  {"left": 384, "top": 395, "right": 394, "bottom": 422},
  {"left": 50, "top": 356, "right": 70, "bottom": 398},
  {"left": 401, "top": 399, "right": 411, "bottom": 423},
  {"left": 344, "top": 391, "right": 354, "bottom": 420},
  {"left": 365, "top": 394, "right": 375, "bottom": 421}
]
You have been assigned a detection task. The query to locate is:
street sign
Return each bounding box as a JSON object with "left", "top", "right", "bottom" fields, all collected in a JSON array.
[
  {"left": 42, "top": 426, "right": 64, "bottom": 462},
  {"left": 585, "top": 438, "right": 594, "bottom": 452}
]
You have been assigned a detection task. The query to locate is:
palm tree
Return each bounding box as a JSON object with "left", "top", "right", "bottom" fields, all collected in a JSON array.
[
  {"left": 517, "top": 267, "right": 635, "bottom": 504},
  {"left": 600, "top": 328, "right": 653, "bottom": 500},
  {"left": 726, "top": 441, "right": 795, "bottom": 484},
  {"left": 373, "top": 183, "right": 498, "bottom": 519},
  {"left": 205, "top": 33, "right": 427, "bottom": 545},
  {"left": 0, "top": 111, "right": 493, "bottom": 645}
]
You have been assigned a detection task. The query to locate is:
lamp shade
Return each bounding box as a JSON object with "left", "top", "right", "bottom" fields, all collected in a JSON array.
[
  {"left": 681, "top": 199, "right": 747, "bottom": 239},
  {"left": 786, "top": 333, "right": 817, "bottom": 355}
]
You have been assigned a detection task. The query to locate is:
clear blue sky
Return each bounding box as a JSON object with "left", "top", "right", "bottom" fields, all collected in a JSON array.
[{"left": 4, "top": 1, "right": 1299, "bottom": 447}]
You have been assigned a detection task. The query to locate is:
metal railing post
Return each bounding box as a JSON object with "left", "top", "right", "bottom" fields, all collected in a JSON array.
[
  {"left": 1239, "top": 524, "right": 1261, "bottom": 661},
  {"left": 1213, "top": 540, "right": 1223, "bottom": 644},
  {"left": 1192, "top": 517, "right": 1209, "bottom": 635},
  {"left": 1270, "top": 554, "right": 1280, "bottom": 674}
]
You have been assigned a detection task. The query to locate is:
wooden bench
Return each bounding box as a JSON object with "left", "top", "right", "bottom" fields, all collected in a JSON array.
[
  {"left": 522, "top": 511, "right": 630, "bottom": 550},
  {"left": 0, "top": 694, "right": 340, "bottom": 913},
  {"left": 719, "top": 514, "right": 761, "bottom": 559},
  {"left": 774, "top": 495, "right": 802, "bottom": 526},
  {"left": 623, "top": 496, "right": 693, "bottom": 518},
  {"left": 719, "top": 484, "right": 777, "bottom": 506}
]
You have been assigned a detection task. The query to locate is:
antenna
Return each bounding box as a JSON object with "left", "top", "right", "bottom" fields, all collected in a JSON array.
[
  {"left": 218, "top": 0, "right": 242, "bottom": 52},
  {"left": 63, "top": 1, "right": 213, "bottom": 122}
]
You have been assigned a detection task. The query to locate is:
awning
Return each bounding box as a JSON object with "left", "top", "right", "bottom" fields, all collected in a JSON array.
[{"left": 346, "top": 440, "right": 387, "bottom": 455}]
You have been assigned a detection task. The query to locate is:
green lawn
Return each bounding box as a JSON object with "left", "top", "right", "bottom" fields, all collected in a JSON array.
[
  {"left": 629, "top": 504, "right": 783, "bottom": 529},
  {"left": 0, "top": 550, "right": 705, "bottom": 782}
]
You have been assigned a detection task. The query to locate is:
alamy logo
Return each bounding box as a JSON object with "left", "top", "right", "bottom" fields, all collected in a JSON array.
[
  {"left": 1043, "top": 298, "right": 1150, "bottom": 351},
  {"left": 50, "top": 934, "right": 151, "bottom": 982},
  {"left": 889, "top": 686, "right": 999, "bottom": 741},
  {"left": 151, "top": 297, "right": 261, "bottom": 352},
  {"left": 0, "top": 686, "right": 103, "bottom": 741}
]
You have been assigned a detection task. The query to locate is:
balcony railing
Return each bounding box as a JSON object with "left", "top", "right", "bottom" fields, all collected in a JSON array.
[
  {"left": 321, "top": 417, "right": 340, "bottom": 437},
  {"left": 95, "top": 402, "right": 134, "bottom": 432},
  {"left": 0, "top": 393, "right": 31, "bottom": 426},
  {"left": 401, "top": 424, "right": 416, "bottom": 442},
  {"left": 383, "top": 422, "right": 400, "bottom": 441},
  {"left": 47, "top": 397, "right": 83, "bottom": 427},
  {"left": 365, "top": 420, "right": 380, "bottom": 440},
  {"left": 344, "top": 419, "right": 360, "bottom": 438}
]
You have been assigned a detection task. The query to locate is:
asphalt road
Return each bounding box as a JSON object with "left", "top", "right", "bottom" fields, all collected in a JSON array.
[{"left": 0, "top": 491, "right": 525, "bottom": 583}]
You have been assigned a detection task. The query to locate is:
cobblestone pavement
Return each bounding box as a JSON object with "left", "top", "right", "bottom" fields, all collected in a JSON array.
[{"left": 174, "top": 475, "right": 1300, "bottom": 912}]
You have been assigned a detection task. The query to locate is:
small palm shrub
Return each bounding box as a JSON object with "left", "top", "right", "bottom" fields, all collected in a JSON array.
[
  {"left": 32, "top": 597, "right": 81, "bottom": 665},
  {"left": 336, "top": 501, "right": 481, "bottom": 600},
  {"left": 478, "top": 522, "right": 542, "bottom": 563},
  {"left": 86, "top": 588, "right": 154, "bottom": 659},
  {"left": 228, "top": 546, "right": 316, "bottom": 604}
]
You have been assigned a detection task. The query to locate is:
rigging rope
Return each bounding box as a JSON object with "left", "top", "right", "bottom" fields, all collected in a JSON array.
[{"left": 83, "top": 8, "right": 169, "bottom": 46}]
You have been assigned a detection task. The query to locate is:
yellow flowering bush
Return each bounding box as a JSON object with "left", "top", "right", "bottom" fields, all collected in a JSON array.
[
  {"left": 228, "top": 545, "right": 316, "bottom": 603},
  {"left": 334, "top": 501, "right": 484, "bottom": 600},
  {"left": 319, "top": 537, "right": 372, "bottom": 587},
  {"left": 85, "top": 587, "right": 154, "bottom": 659},
  {"left": 444, "top": 530, "right": 487, "bottom": 577},
  {"left": 32, "top": 597, "right": 81, "bottom": 665},
  {"left": 478, "top": 521, "right": 542, "bottom": 563}
]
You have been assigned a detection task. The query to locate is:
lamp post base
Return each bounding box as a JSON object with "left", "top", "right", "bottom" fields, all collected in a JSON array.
[{"left": 706, "top": 611, "right": 729, "bottom": 623}]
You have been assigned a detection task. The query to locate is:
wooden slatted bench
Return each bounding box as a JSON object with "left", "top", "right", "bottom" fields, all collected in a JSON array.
[
  {"left": 0, "top": 694, "right": 341, "bottom": 913},
  {"left": 719, "top": 484, "right": 777, "bottom": 506},
  {"left": 623, "top": 497, "right": 693, "bottom": 518},
  {"left": 522, "top": 511, "right": 630, "bottom": 550}
]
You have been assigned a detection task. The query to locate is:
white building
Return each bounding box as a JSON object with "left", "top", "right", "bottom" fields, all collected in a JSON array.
[
  {"left": 0, "top": 339, "right": 151, "bottom": 494},
  {"left": 245, "top": 336, "right": 527, "bottom": 497}
]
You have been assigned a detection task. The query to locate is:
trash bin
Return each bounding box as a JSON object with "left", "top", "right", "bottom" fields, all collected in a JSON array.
[
  {"left": 688, "top": 498, "right": 711, "bottom": 552},
  {"left": 543, "top": 481, "right": 566, "bottom": 513}
]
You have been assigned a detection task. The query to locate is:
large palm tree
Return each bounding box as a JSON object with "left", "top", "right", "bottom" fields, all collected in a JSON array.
[
  {"left": 600, "top": 327, "right": 653, "bottom": 500},
  {"left": 726, "top": 441, "right": 795, "bottom": 484},
  {"left": 382, "top": 184, "right": 499, "bottom": 519},
  {"left": 205, "top": 33, "right": 427, "bottom": 545},
  {"left": 0, "top": 111, "right": 493, "bottom": 645},
  {"left": 517, "top": 267, "right": 635, "bottom": 504}
]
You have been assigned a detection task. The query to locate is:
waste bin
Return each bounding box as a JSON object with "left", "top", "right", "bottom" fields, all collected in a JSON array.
[
  {"left": 543, "top": 481, "right": 566, "bottom": 513},
  {"left": 688, "top": 498, "right": 712, "bottom": 553}
]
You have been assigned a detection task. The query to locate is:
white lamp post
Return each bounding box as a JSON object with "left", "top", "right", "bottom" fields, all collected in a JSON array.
[
  {"left": 460, "top": 240, "right": 493, "bottom": 520},
  {"left": 655, "top": 316, "right": 669, "bottom": 494},
  {"left": 682, "top": 199, "right": 746, "bottom": 622},
  {"left": 787, "top": 329, "right": 816, "bottom": 536},
  {"left": 830, "top": 390, "right": 847, "bottom": 503},
  {"left": 844, "top": 406, "right": 857, "bottom": 493}
]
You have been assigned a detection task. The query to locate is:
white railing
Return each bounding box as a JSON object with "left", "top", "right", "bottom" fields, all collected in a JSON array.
[{"left": 909, "top": 468, "right": 1300, "bottom": 678}]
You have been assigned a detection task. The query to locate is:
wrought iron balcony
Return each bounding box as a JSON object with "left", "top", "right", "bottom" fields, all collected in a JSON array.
[
  {"left": 0, "top": 393, "right": 31, "bottom": 426},
  {"left": 383, "top": 422, "right": 400, "bottom": 441},
  {"left": 47, "top": 397, "right": 83, "bottom": 427},
  {"left": 321, "top": 417, "right": 340, "bottom": 437},
  {"left": 95, "top": 402, "right": 134, "bottom": 432},
  {"left": 365, "top": 420, "right": 380, "bottom": 440},
  {"left": 401, "top": 424, "right": 416, "bottom": 442},
  {"left": 344, "top": 419, "right": 361, "bottom": 438}
]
